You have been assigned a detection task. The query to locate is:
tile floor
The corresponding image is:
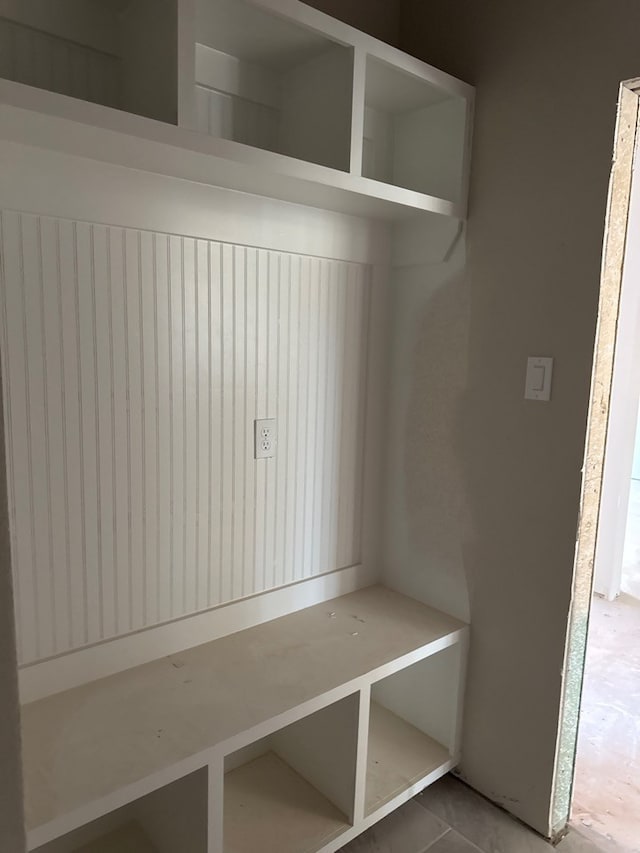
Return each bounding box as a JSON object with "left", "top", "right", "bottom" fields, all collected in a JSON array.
[{"left": 339, "top": 776, "right": 624, "bottom": 853}]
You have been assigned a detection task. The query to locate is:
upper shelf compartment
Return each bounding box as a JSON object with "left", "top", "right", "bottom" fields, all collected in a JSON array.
[
  {"left": 193, "top": 0, "right": 353, "bottom": 171},
  {"left": 184, "top": 0, "right": 474, "bottom": 217},
  {"left": 0, "top": 0, "right": 474, "bottom": 220},
  {"left": 0, "top": 0, "right": 179, "bottom": 124},
  {"left": 362, "top": 56, "right": 469, "bottom": 206}
]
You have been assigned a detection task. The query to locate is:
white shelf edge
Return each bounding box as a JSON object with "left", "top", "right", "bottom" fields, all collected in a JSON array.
[
  {"left": 0, "top": 81, "right": 465, "bottom": 222},
  {"left": 211, "top": 628, "right": 467, "bottom": 762}
]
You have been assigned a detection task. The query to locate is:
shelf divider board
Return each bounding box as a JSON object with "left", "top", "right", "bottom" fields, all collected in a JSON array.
[
  {"left": 350, "top": 47, "right": 366, "bottom": 176},
  {"left": 177, "top": 0, "right": 197, "bottom": 129},
  {"left": 270, "top": 694, "right": 360, "bottom": 822},
  {"left": 207, "top": 756, "right": 224, "bottom": 853},
  {"left": 365, "top": 702, "right": 450, "bottom": 817},
  {"left": 224, "top": 752, "right": 350, "bottom": 853},
  {"left": 353, "top": 685, "right": 371, "bottom": 824}
]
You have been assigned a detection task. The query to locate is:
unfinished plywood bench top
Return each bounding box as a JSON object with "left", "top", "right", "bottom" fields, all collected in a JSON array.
[{"left": 21, "top": 584, "right": 466, "bottom": 839}]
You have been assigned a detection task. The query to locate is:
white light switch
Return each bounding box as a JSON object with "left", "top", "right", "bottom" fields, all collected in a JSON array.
[{"left": 525, "top": 357, "right": 553, "bottom": 401}]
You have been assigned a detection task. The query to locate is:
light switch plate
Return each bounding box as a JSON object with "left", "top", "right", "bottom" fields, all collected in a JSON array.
[{"left": 525, "top": 357, "right": 553, "bottom": 401}]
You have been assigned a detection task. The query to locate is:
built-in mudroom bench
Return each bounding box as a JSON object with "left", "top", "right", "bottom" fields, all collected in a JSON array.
[
  {"left": 0, "top": 1, "right": 474, "bottom": 851},
  {"left": 24, "top": 587, "right": 467, "bottom": 852}
]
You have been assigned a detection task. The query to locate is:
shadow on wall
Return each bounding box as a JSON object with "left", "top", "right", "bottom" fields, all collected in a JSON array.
[{"left": 384, "top": 220, "right": 472, "bottom": 623}]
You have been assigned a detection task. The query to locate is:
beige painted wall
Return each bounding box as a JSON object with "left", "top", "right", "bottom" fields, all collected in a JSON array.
[
  {"left": 398, "top": 0, "right": 640, "bottom": 836},
  {"left": 302, "top": 0, "right": 400, "bottom": 45}
]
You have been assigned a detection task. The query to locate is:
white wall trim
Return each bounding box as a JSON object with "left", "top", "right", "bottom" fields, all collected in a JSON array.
[
  {"left": 0, "top": 137, "right": 390, "bottom": 266},
  {"left": 19, "top": 563, "right": 376, "bottom": 703}
]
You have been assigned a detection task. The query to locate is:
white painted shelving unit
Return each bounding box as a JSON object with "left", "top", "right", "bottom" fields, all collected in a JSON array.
[
  {"left": 0, "top": 1, "right": 475, "bottom": 852},
  {"left": 26, "top": 587, "right": 467, "bottom": 853},
  {"left": 0, "top": 0, "right": 473, "bottom": 220}
]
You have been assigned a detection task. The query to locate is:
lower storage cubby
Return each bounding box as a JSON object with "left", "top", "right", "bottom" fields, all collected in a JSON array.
[
  {"left": 365, "top": 643, "right": 463, "bottom": 816},
  {"left": 223, "top": 694, "right": 360, "bottom": 853},
  {"left": 32, "top": 769, "right": 209, "bottom": 853}
]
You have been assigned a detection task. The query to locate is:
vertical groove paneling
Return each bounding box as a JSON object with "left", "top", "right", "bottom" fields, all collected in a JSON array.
[
  {"left": 0, "top": 18, "right": 119, "bottom": 108},
  {"left": 265, "top": 251, "right": 279, "bottom": 590},
  {"left": 110, "top": 228, "right": 130, "bottom": 634},
  {"left": 0, "top": 213, "right": 371, "bottom": 665},
  {"left": 124, "top": 230, "right": 144, "bottom": 630},
  {"left": 220, "top": 244, "right": 234, "bottom": 605},
  {"left": 208, "top": 242, "right": 222, "bottom": 608},
  {"left": 154, "top": 234, "right": 171, "bottom": 623}
]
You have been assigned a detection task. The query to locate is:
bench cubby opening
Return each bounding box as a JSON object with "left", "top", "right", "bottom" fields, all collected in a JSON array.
[
  {"left": 223, "top": 693, "right": 360, "bottom": 853},
  {"left": 366, "top": 642, "right": 464, "bottom": 816},
  {"left": 32, "top": 768, "right": 209, "bottom": 853}
]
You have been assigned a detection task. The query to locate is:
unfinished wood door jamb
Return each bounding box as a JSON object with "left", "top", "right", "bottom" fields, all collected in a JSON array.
[{"left": 550, "top": 78, "right": 640, "bottom": 837}]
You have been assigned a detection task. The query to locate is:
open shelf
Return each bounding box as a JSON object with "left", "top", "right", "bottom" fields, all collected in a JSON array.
[
  {"left": 32, "top": 770, "right": 208, "bottom": 853},
  {"left": 366, "top": 703, "right": 450, "bottom": 816},
  {"left": 225, "top": 753, "right": 349, "bottom": 853},
  {"left": 0, "top": 0, "right": 178, "bottom": 124},
  {"left": 223, "top": 695, "right": 358, "bottom": 853},
  {"left": 362, "top": 55, "right": 468, "bottom": 204},
  {"left": 194, "top": 0, "right": 353, "bottom": 171},
  {"left": 365, "top": 643, "right": 464, "bottom": 816}
]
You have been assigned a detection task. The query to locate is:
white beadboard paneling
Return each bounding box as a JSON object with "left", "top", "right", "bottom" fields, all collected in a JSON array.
[
  {"left": 0, "top": 211, "right": 371, "bottom": 665},
  {"left": 0, "top": 17, "right": 119, "bottom": 109}
]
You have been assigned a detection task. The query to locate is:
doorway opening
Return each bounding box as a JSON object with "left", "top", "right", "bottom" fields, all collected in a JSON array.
[{"left": 552, "top": 78, "right": 640, "bottom": 853}]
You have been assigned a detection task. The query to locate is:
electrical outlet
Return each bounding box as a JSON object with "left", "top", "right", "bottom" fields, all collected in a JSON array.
[{"left": 254, "top": 419, "right": 276, "bottom": 459}]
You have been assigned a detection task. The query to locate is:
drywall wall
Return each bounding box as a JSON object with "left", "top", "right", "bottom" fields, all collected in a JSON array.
[
  {"left": 383, "top": 216, "right": 470, "bottom": 625},
  {"left": 302, "top": 0, "right": 400, "bottom": 46},
  {"left": 0, "top": 371, "right": 25, "bottom": 852},
  {"left": 399, "top": 0, "right": 640, "bottom": 836}
]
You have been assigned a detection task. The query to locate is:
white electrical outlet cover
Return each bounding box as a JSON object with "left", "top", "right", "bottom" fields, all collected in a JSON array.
[{"left": 255, "top": 419, "right": 276, "bottom": 459}]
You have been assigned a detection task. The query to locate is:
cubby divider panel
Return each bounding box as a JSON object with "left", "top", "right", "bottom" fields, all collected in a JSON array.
[{"left": 223, "top": 694, "right": 360, "bottom": 853}]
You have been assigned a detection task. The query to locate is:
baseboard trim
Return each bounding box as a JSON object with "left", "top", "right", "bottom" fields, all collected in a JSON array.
[{"left": 19, "top": 564, "right": 376, "bottom": 703}]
